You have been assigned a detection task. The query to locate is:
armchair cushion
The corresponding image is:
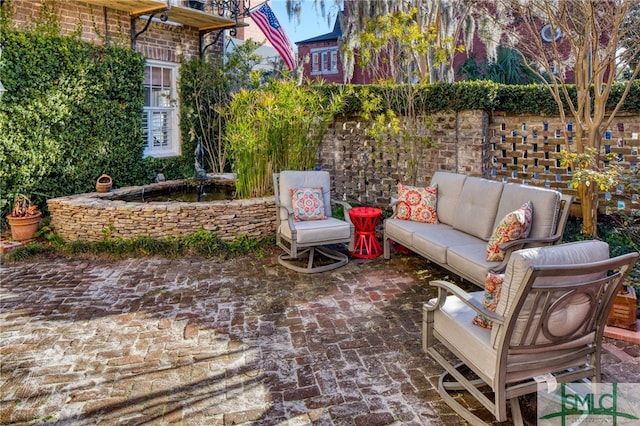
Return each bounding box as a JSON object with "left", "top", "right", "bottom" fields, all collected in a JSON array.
[
  {"left": 432, "top": 291, "right": 497, "bottom": 379},
  {"left": 280, "top": 217, "right": 351, "bottom": 244},
  {"left": 486, "top": 201, "right": 533, "bottom": 261},
  {"left": 291, "top": 187, "right": 326, "bottom": 221},
  {"left": 396, "top": 183, "right": 438, "bottom": 224}
]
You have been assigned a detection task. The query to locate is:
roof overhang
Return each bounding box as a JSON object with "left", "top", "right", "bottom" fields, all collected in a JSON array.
[{"left": 82, "top": 0, "right": 237, "bottom": 31}]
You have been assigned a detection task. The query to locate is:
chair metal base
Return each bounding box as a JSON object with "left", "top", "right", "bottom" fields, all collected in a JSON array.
[
  {"left": 431, "top": 356, "right": 523, "bottom": 426},
  {"left": 278, "top": 247, "right": 348, "bottom": 273}
]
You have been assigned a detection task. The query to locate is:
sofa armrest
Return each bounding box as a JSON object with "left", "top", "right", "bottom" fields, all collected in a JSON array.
[
  {"left": 388, "top": 194, "right": 399, "bottom": 218},
  {"left": 499, "top": 235, "right": 561, "bottom": 251},
  {"left": 424, "top": 280, "right": 505, "bottom": 325}
]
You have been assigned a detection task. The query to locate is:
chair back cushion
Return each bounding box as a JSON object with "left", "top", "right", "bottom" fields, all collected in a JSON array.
[
  {"left": 491, "top": 240, "right": 610, "bottom": 348},
  {"left": 279, "top": 171, "right": 332, "bottom": 220}
]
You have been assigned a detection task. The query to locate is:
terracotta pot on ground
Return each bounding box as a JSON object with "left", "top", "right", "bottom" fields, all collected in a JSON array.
[{"left": 7, "top": 211, "right": 42, "bottom": 241}]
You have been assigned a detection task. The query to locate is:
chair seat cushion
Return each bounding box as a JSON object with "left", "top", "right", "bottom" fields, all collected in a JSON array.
[
  {"left": 432, "top": 291, "right": 497, "bottom": 383},
  {"left": 281, "top": 217, "right": 351, "bottom": 244}
]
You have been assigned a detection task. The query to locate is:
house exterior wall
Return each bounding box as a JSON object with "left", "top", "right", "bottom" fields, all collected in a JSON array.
[
  {"left": 7, "top": 0, "right": 223, "bottom": 62},
  {"left": 297, "top": 40, "right": 344, "bottom": 84}
]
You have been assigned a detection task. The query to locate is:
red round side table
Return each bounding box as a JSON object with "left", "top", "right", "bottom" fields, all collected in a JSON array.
[{"left": 348, "top": 206, "right": 383, "bottom": 259}]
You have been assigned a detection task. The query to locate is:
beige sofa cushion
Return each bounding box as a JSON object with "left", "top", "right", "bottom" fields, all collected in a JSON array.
[
  {"left": 430, "top": 172, "right": 466, "bottom": 225},
  {"left": 491, "top": 240, "right": 610, "bottom": 348},
  {"left": 413, "top": 227, "right": 478, "bottom": 264},
  {"left": 495, "top": 184, "right": 561, "bottom": 239},
  {"left": 446, "top": 242, "right": 501, "bottom": 285},
  {"left": 452, "top": 177, "right": 504, "bottom": 240},
  {"left": 385, "top": 218, "right": 452, "bottom": 246}
]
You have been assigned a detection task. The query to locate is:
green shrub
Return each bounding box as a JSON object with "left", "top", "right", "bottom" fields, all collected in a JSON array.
[
  {"left": 226, "top": 80, "right": 344, "bottom": 198},
  {"left": 0, "top": 29, "right": 148, "bottom": 221}
]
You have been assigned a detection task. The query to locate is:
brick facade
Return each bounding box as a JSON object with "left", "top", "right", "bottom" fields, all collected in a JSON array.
[
  {"left": 7, "top": 0, "right": 223, "bottom": 62},
  {"left": 319, "top": 111, "right": 488, "bottom": 207}
]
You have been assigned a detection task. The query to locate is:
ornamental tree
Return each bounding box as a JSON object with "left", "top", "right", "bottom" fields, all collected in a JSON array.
[{"left": 491, "top": 0, "right": 640, "bottom": 236}]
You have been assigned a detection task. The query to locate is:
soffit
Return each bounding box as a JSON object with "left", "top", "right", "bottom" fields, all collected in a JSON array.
[{"left": 82, "top": 0, "right": 237, "bottom": 31}]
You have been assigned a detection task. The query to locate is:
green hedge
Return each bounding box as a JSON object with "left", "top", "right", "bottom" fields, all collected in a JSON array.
[
  {"left": 313, "top": 79, "right": 640, "bottom": 116},
  {"left": 0, "top": 30, "right": 150, "bottom": 219}
]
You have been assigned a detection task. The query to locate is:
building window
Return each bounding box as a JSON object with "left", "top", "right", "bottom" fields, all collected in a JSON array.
[
  {"left": 310, "top": 47, "right": 338, "bottom": 75},
  {"left": 142, "top": 60, "right": 180, "bottom": 157},
  {"left": 331, "top": 50, "right": 338, "bottom": 72}
]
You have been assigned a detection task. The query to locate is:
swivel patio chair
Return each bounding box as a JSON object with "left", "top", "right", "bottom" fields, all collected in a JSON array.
[
  {"left": 273, "top": 170, "right": 355, "bottom": 273},
  {"left": 423, "top": 240, "right": 638, "bottom": 425}
]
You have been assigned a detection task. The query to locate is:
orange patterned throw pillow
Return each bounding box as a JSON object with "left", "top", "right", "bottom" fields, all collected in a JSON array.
[
  {"left": 472, "top": 272, "right": 505, "bottom": 329},
  {"left": 396, "top": 183, "right": 438, "bottom": 224},
  {"left": 486, "top": 201, "right": 533, "bottom": 262},
  {"left": 291, "top": 187, "right": 326, "bottom": 221}
]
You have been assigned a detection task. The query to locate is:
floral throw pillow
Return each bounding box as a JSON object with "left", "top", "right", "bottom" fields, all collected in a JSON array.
[
  {"left": 396, "top": 183, "right": 438, "bottom": 224},
  {"left": 472, "top": 272, "right": 505, "bottom": 329},
  {"left": 291, "top": 187, "right": 326, "bottom": 221},
  {"left": 486, "top": 201, "right": 533, "bottom": 262}
]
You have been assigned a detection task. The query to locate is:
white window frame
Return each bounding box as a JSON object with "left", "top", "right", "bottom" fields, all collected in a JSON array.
[
  {"left": 142, "top": 60, "right": 180, "bottom": 158},
  {"left": 311, "top": 52, "right": 320, "bottom": 72},
  {"left": 310, "top": 47, "right": 338, "bottom": 75}
]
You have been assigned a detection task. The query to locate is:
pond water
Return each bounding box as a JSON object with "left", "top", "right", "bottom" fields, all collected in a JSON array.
[{"left": 112, "top": 182, "right": 236, "bottom": 203}]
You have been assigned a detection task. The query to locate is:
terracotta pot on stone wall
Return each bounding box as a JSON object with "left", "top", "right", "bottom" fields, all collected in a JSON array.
[{"left": 96, "top": 174, "right": 113, "bottom": 193}]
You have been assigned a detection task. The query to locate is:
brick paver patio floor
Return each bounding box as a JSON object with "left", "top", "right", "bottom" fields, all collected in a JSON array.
[{"left": 1, "top": 249, "right": 638, "bottom": 425}]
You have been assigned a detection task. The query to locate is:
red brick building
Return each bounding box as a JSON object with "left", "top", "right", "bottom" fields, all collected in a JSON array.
[{"left": 296, "top": 6, "right": 576, "bottom": 85}]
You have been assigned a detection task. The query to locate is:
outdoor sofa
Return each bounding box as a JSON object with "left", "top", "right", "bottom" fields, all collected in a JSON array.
[{"left": 383, "top": 171, "right": 573, "bottom": 287}]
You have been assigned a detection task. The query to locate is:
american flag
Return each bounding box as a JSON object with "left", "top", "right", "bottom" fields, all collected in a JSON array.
[{"left": 250, "top": 3, "right": 297, "bottom": 70}]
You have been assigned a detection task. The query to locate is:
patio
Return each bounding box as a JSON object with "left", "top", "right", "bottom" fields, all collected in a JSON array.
[{"left": 1, "top": 248, "right": 638, "bottom": 425}]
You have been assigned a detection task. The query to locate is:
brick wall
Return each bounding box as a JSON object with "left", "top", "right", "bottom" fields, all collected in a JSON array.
[
  {"left": 318, "top": 111, "right": 488, "bottom": 206},
  {"left": 318, "top": 110, "right": 639, "bottom": 217},
  {"left": 7, "top": 0, "right": 222, "bottom": 62}
]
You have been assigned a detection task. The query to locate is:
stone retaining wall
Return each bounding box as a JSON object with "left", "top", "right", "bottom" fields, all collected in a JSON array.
[{"left": 47, "top": 180, "right": 276, "bottom": 243}]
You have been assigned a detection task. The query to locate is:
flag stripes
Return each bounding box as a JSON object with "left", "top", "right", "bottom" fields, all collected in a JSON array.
[{"left": 250, "top": 3, "right": 297, "bottom": 70}]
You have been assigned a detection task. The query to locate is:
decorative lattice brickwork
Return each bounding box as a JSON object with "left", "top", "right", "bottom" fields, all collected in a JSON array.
[{"left": 490, "top": 112, "right": 640, "bottom": 216}]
